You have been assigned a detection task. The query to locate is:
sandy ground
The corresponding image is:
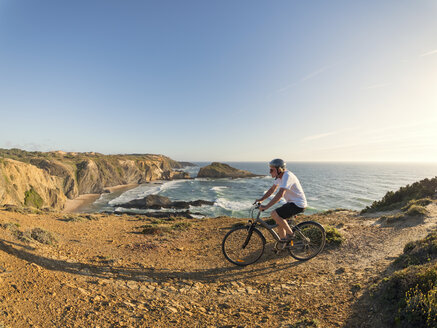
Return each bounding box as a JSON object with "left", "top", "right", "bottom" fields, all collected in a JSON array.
[
  {"left": 0, "top": 203, "right": 436, "bottom": 327},
  {"left": 62, "top": 184, "right": 139, "bottom": 213}
]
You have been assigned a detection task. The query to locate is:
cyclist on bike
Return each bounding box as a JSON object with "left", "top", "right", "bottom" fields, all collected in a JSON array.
[{"left": 255, "top": 159, "right": 307, "bottom": 242}]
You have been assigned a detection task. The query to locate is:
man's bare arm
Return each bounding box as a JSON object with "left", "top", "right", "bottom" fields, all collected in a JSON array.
[
  {"left": 256, "top": 185, "right": 278, "bottom": 203},
  {"left": 262, "top": 188, "right": 286, "bottom": 210}
]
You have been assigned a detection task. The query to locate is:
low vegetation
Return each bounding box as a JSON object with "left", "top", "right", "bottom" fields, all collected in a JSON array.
[
  {"left": 30, "top": 228, "right": 57, "bottom": 245},
  {"left": 361, "top": 177, "right": 437, "bottom": 213},
  {"left": 290, "top": 317, "right": 320, "bottom": 327},
  {"left": 1, "top": 205, "right": 51, "bottom": 215},
  {"left": 394, "top": 231, "right": 437, "bottom": 268},
  {"left": 324, "top": 226, "right": 344, "bottom": 247},
  {"left": 372, "top": 230, "right": 437, "bottom": 327},
  {"left": 139, "top": 221, "right": 192, "bottom": 235},
  {"left": 62, "top": 214, "right": 100, "bottom": 222},
  {"left": 0, "top": 223, "right": 57, "bottom": 245},
  {"left": 24, "top": 187, "right": 44, "bottom": 209},
  {"left": 378, "top": 199, "right": 430, "bottom": 224}
]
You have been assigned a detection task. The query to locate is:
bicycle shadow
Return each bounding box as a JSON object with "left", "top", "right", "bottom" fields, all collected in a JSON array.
[{"left": 0, "top": 238, "right": 303, "bottom": 283}]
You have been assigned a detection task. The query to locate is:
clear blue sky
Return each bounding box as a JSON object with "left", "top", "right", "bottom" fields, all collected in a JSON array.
[{"left": 1, "top": 1, "right": 436, "bottom": 162}]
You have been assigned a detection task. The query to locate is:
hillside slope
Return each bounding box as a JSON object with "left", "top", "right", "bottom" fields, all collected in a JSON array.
[{"left": 0, "top": 202, "right": 435, "bottom": 327}]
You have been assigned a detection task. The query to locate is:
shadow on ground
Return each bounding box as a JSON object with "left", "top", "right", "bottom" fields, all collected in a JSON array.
[{"left": 0, "top": 238, "right": 303, "bottom": 283}]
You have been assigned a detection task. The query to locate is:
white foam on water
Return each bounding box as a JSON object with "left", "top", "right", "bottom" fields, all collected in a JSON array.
[
  {"left": 210, "top": 186, "right": 228, "bottom": 192},
  {"left": 109, "top": 184, "right": 160, "bottom": 205},
  {"left": 158, "top": 180, "right": 185, "bottom": 192},
  {"left": 214, "top": 198, "right": 253, "bottom": 211}
]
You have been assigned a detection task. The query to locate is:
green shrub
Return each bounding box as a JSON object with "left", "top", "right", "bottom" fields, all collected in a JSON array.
[
  {"left": 62, "top": 214, "right": 99, "bottom": 222},
  {"left": 24, "top": 187, "right": 44, "bottom": 209},
  {"left": 402, "top": 198, "right": 433, "bottom": 212},
  {"left": 290, "top": 317, "right": 320, "bottom": 327},
  {"left": 395, "top": 231, "right": 437, "bottom": 268},
  {"left": 400, "top": 285, "right": 437, "bottom": 327},
  {"left": 405, "top": 205, "right": 429, "bottom": 217},
  {"left": 373, "top": 260, "right": 437, "bottom": 327},
  {"left": 171, "top": 222, "right": 191, "bottom": 231},
  {"left": 379, "top": 213, "right": 404, "bottom": 223},
  {"left": 2, "top": 223, "right": 57, "bottom": 245},
  {"left": 325, "top": 226, "right": 344, "bottom": 246},
  {"left": 361, "top": 177, "right": 437, "bottom": 213},
  {"left": 140, "top": 225, "right": 171, "bottom": 235},
  {"left": 320, "top": 208, "right": 349, "bottom": 215},
  {"left": 30, "top": 228, "right": 57, "bottom": 245},
  {"left": 0, "top": 222, "right": 20, "bottom": 230}
]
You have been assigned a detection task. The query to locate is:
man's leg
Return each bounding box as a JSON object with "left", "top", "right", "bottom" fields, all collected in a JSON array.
[{"left": 272, "top": 210, "right": 293, "bottom": 239}]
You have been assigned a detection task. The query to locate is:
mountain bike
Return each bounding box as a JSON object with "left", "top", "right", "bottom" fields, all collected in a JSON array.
[{"left": 222, "top": 203, "right": 326, "bottom": 266}]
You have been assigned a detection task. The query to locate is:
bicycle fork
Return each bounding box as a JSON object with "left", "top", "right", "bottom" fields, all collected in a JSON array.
[{"left": 242, "top": 224, "right": 256, "bottom": 249}]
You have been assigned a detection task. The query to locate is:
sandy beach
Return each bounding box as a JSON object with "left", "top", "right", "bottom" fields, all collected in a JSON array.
[{"left": 62, "top": 183, "right": 139, "bottom": 213}]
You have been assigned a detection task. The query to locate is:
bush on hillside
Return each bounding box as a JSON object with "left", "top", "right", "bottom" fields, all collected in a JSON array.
[
  {"left": 395, "top": 231, "right": 437, "bottom": 268},
  {"left": 401, "top": 198, "right": 433, "bottom": 212},
  {"left": 372, "top": 230, "right": 437, "bottom": 327},
  {"left": 400, "top": 285, "right": 437, "bottom": 327},
  {"left": 375, "top": 263, "right": 437, "bottom": 327},
  {"left": 325, "top": 226, "right": 344, "bottom": 247},
  {"left": 24, "top": 187, "right": 44, "bottom": 209},
  {"left": 30, "top": 228, "right": 57, "bottom": 245},
  {"left": 361, "top": 177, "right": 437, "bottom": 213},
  {"left": 405, "top": 205, "right": 429, "bottom": 217}
]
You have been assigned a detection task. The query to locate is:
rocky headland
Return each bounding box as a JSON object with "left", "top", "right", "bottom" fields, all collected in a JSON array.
[
  {"left": 197, "top": 162, "right": 259, "bottom": 179},
  {"left": 0, "top": 149, "right": 190, "bottom": 210}
]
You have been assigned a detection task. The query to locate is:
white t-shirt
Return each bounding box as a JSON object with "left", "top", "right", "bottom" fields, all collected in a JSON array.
[{"left": 274, "top": 170, "right": 307, "bottom": 208}]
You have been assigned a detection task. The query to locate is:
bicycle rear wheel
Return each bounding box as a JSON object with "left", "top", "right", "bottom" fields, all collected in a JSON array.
[
  {"left": 288, "top": 221, "right": 325, "bottom": 261},
  {"left": 222, "top": 226, "right": 265, "bottom": 266}
]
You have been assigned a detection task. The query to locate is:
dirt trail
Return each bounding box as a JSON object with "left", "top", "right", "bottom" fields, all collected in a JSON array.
[{"left": 0, "top": 205, "right": 436, "bottom": 327}]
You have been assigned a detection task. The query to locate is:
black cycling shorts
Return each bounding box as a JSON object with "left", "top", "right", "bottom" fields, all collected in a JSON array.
[{"left": 275, "top": 202, "right": 305, "bottom": 219}]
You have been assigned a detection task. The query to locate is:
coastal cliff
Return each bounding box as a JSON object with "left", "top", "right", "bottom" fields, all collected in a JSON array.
[
  {"left": 0, "top": 158, "right": 66, "bottom": 210},
  {"left": 0, "top": 149, "right": 189, "bottom": 209}
]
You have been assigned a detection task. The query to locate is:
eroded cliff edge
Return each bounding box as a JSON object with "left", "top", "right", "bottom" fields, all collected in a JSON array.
[{"left": 0, "top": 149, "right": 189, "bottom": 209}]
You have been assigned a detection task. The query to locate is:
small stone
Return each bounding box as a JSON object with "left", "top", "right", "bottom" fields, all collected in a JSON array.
[
  {"left": 77, "top": 287, "right": 88, "bottom": 295},
  {"left": 335, "top": 267, "right": 346, "bottom": 274},
  {"left": 126, "top": 281, "right": 138, "bottom": 290},
  {"left": 198, "top": 307, "right": 207, "bottom": 313},
  {"left": 167, "top": 306, "right": 178, "bottom": 313}
]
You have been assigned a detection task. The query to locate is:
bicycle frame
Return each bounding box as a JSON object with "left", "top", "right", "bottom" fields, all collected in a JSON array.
[
  {"left": 248, "top": 209, "right": 284, "bottom": 242},
  {"left": 248, "top": 207, "right": 309, "bottom": 243}
]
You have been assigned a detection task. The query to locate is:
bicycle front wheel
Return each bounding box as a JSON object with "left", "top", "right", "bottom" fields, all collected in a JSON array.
[
  {"left": 222, "top": 226, "right": 265, "bottom": 266},
  {"left": 288, "top": 221, "right": 326, "bottom": 261}
]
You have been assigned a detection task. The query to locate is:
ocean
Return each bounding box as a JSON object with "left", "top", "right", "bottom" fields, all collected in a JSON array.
[{"left": 79, "top": 162, "right": 437, "bottom": 218}]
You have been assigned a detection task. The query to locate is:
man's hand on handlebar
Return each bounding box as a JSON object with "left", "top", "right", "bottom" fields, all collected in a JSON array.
[
  {"left": 259, "top": 205, "right": 268, "bottom": 212},
  {"left": 254, "top": 200, "right": 267, "bottom": 211}
]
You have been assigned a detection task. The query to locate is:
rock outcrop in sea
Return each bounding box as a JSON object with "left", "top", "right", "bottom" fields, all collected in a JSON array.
[
  {"left": 116, "top": 194, "right": 214, "bottom": 210},
  {"left": 0, "top": 148, "right": 190, "bottom": 210},
  {"left": 197, "top": 162, "right": 258, "bottom": 179}
]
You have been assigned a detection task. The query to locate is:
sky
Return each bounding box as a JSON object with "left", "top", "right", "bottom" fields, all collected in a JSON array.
[{"left": 0, "top": 0, "right": 436, "bottom": 162}]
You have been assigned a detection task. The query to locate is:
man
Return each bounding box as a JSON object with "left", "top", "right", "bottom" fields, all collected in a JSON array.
[{"left": 256, "top": 159, "right": 307, "bottom": 242}]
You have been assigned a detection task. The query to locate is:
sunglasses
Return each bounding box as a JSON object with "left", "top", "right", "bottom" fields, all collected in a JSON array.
[{"left": 269, "top": 168, "right": 275, "bottom": 173}]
